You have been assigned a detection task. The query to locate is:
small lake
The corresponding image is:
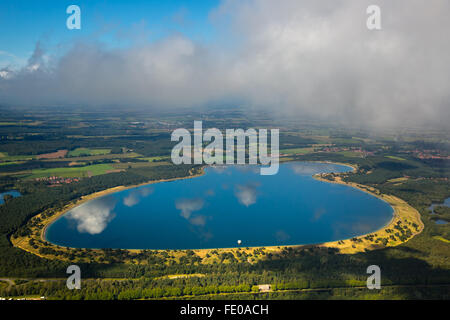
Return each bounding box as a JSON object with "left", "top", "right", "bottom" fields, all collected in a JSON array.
[
  {"left": 429, "top": 197, "right": 450, "bottom": 225},
  {"left": 46, "top": 162, "right": 394, "bottom": 250},
  {"left": 0, "top": 190, "right": 21, "bottom": 204},
  {"left": 429, "top": 197, "right": 450, "bottom": 214}
]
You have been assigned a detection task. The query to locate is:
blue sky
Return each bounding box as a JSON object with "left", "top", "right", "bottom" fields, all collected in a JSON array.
[{"left": 0, "top": 0, "right": 220, "bottom": 68}]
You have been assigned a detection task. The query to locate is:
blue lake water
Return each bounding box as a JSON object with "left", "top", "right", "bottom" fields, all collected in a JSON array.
[
  {"left": 0, "top": 190, "right": 21, "bottom": 204},
  {"left": 46, "top": 162, "right": 394, "bottom": 250}
]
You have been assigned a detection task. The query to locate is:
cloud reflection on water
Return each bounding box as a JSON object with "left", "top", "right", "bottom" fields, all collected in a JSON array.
[
  {"left": 175, "top": 198, "right": 204, "bottom": 219},
  {"left": 189, "top": 215, "right": 208, "bottom": 227},
  {"left": 311, "top": 207, "right": 327, "bottom": 221},
  {"left": 66, "top": 197, "right": 116, "bottom": 235},
  {"left": 235, "top": 183, "right": 260, "bottom": 207},
  {"left": 123, "top": 186, "right": 154, "bottom": 207},
  {"left": 275, "top": 230, "right": 291, "bottom": 242},
  {"left": 175, "top": 197, "right": 213, "bottom": 241},
  {"left": 209, "top": 165, "right": 229, "bottom": 174},
  {"left": 290, "top": 163, "right": 324, "bottom": 175}
]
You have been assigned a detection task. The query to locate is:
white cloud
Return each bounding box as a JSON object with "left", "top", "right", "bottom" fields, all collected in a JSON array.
[
  {"left": 0, "top": 69, "right": 12, "bottom": 79},
  {"left": 1, "top": 0, "right": 449, "bottom": 127}
]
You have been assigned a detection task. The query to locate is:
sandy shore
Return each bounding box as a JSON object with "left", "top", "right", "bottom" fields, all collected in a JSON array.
[
  {"left": 312, "top": 173, "right": 424, "bottom": 253},
  {"left": 13, "top": 161, "right": 424, "bottom": 260}
]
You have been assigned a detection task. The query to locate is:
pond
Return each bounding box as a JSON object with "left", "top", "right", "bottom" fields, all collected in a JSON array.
[
  {"left": 0, "top": 190, "right": 21, "bottom": 204},
  {"left": 429, "top": 197, "right": 450, "bottom": 225},
  {"left": 428, "top": 197, "right": 450, "bottom": 214},
  {"left": 46, "top": 162, "right": 394, "bottom": 250}
]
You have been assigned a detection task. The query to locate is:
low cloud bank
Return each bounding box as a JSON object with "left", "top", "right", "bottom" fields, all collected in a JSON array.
[{"left": 1, "top": 0, "right": 449, "bottom": 128}]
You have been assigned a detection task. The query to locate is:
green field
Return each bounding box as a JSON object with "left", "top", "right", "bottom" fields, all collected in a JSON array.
[
  {"left": 0, "top": 153, "right": 36, "bottom": 162},
  {"left": 0, "top": 161, "right": 22, "bottom": 166},
  {"left": 51, "top": 152, "right": 141, "bottom": 162},
  {"left": 0, "top": 122, "right": 21, "bottom": 126},
  {"left": 27, "top": 164, "right": 115, "bottom": 178},
  {"left": 280, "top": 147, "right": 315, "bottom": 155},
  {"left": 337, "top": 151, "right": 363, "bottom": 158},
  {"left": 139, "top": 156, "right": 170, "bottom": 162},
  {"left": 68, "top": 148, "right": 111, "bottom": 157}
]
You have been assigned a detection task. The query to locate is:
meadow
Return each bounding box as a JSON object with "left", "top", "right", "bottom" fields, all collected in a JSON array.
[
  {"left": 68, "top": 148, "right": 111, "bottom": 157},
  {"left": 27, "top": 164, "right": 116, "bottom": 179}
]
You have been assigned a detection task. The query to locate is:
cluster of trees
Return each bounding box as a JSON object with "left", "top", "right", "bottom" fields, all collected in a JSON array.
[
  {"left": 116, "top": 283, "right": 253, "bottom": 300},
  {"left": 2, "top": 249, "right": 450, "bottom": 299}
]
